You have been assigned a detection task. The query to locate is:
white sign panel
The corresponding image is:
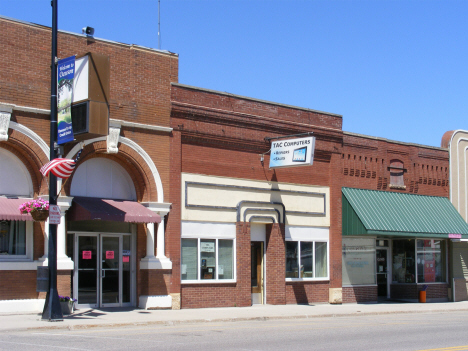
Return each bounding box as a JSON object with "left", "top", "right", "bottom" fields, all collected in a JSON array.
[
  {"left": 200, "top": 242, "right": 215, "bottom": 252},
  {"left": 269, "top": 136, "right": 315, "bottom": 169},
  {"left": 49, "top": 204, "right": 61, "bottom": 225}
]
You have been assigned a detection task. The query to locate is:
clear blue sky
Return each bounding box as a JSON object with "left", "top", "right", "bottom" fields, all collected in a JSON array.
[{"left": 2, "top": 0, "right": 467, "bottom": 147}]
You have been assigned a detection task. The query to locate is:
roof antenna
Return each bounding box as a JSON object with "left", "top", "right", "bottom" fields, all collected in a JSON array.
[{"left": 158, "top": 0, "right": 161, "bottom": 49}]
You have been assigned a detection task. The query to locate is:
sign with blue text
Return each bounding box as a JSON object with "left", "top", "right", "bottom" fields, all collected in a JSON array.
[
  {"left": 269, "top": 136, "right": 315, "bottom": 169},
  {"left": 57, "top": 56, "right": 76, "bottom": 144}
]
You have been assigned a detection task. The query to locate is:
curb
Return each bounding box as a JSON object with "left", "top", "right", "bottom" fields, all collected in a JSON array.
[{"left": 1, "top": 306, "right": 467, "bottom": 333}]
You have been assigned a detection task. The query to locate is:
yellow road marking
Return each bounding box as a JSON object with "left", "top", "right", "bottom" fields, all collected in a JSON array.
[{"left": 418, "top": 348, "right": 468, "bottom": 351}]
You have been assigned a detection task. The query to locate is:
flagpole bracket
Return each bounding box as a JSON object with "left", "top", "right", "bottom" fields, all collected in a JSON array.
[{"left": 54, "top": 144, "right": 64, "bottom": 157}]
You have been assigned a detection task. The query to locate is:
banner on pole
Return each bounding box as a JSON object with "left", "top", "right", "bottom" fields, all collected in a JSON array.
[{"left": 57, "top": 56, "right": 76, "bottom": 144}]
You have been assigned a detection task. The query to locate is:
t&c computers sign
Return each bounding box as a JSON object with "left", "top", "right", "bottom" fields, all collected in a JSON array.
[{"left": 269, "top": 136, "right": 315, "bottom": 169}]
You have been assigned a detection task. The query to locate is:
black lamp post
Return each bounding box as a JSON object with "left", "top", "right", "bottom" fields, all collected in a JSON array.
[{"left": 42, "top": 0, "right": 63, "bottom": 321}]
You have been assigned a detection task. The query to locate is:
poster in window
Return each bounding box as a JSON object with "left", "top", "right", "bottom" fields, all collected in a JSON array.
[
  {"left": 106, "top": 251, "right": 114, "bottom": 259},
  {"left": 200, "top": 242, "right": 215, "bottom": 252}
]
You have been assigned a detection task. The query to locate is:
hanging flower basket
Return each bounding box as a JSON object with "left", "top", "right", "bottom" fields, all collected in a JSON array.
[
  {"left": 19, "top": 198, "right": 50, "bottom": 222},
  {"left": 30, "top": 210, "right": 49, "bottom": 222}
]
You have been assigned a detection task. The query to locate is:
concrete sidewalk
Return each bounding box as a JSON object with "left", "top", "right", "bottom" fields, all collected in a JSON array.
[{"left": 1, "top": 301, "right": 468, "bottom": 333}]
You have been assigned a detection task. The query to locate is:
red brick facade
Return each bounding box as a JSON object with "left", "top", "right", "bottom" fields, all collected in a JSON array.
[
  {"left": 0, "top": 16, "right": 455, "bottom": 311},
  {"left": 0, "top": 17, "right": 177, "bottom": 307},
  {"left": 171, "top": 84, "right": 344, "bottom": 308}
]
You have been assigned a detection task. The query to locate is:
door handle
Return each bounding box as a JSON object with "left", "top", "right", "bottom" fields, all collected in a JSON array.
[{"left": 102, "top": 269, "right": 105, "bottom": 278}]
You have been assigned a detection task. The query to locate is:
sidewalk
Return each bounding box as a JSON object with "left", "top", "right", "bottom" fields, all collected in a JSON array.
[{"left": 1, "top": 301, "right": 468, "bottom": 333}]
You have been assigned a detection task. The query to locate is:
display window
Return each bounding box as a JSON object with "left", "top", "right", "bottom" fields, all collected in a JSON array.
[
  {"left": 342, "top": 237, "right": 376, "bottom": 285},
  {"left": 0, "top": 220, "right": 33, "bottom": 260},
  {"left": 417, "top": 239, "right": 446, "bottom": 283},
  {"left": 181, "top": 238, "right": 235, "bottom": 282},
  {"left": 286, "top": 240, "right": 328, "bottom": 280},
  {"left": 392, "top": 239, "right": 447, "bottom": 284}
]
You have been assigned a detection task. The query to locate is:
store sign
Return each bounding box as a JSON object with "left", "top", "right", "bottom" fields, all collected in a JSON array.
[
  {"left": 57, "top": 56, "right": 76, "bottom": 144},
  {"left": 269, "top": 136, "right": 315, "bottom": 169},
  {"left": 82, "top": 251, "right": 92, "bottom": 259},
  {"left": 449, "top": 234, "right": 462, "bottom": 239},
  {"left": 200, "top": 242, "right": 215, "bottom": 252}
]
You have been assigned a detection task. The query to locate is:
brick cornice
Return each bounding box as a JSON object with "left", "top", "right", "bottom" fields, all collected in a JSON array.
[{"left": 172, "top": 101, "right": 343, "bottom": 141}]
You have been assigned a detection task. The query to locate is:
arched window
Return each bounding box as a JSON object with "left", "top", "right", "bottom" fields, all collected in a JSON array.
[
  {"left": 70, "top": 158, "right": 137, "bottom": 200},
  {"left": 0, "top": 148, "right": 33, "bottom": 197},
  {"left": 0, "top": 148, "right": 34, "bottom": 260}
]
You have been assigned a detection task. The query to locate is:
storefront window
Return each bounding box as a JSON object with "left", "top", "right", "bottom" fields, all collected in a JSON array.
[
  {"left": 200, "top": 239, "right": 216, "bottom": 279},
  {"left": 315, "top": 242, "right": 328, "bottom": 278},
  {"left": 286, "top": 240, "right": 328, "bottom": 279},
  {"left": 181, "top": 239, "right": 197, "bottom": 280},
  {"left": 417, "top": 239, "right": 446, "bottom": 283},
  {"left": 218, "top": 239, "right": 234, "bottom": 280},
  {"left": 342, "top": 238, "right": 376, "bottom": 285},
  {"left": 285, "top": 242, "right": 298, "bottom": 277},
  {"left": 0, "top": 220, "right": 26, "bottom": 256},
  {"left": 181, "top": 238, "right": 235, "bottom": 282},
  {"left": 392, "top": 240, "right": 415, "bottom": 283}
]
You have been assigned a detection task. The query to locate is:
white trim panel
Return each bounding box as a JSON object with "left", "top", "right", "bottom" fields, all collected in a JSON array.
[
  {"left": 181, "top": 221, "right": 236, "bottom": 239},
  {"left": 285, "top": 226, "right": 329, "bottom": 241}
]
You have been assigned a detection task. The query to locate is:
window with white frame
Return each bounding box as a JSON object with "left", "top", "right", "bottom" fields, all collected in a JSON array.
[
  {"left": 0, "top": 220, "right": 33, "bottom": 260},
  {"left": 181, "top": 238, "right": 234, "bottom": 281},
  {"left": 285, "top": 226, "right": 329, "bottom": 280},
  {"left": 181, "top": 222, "right": 236, "bottom": 282}
]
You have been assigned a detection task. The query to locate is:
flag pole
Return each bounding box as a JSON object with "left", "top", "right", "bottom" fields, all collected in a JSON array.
[{"left": 42, "top": 0, "right": 63, "bottom": 321}]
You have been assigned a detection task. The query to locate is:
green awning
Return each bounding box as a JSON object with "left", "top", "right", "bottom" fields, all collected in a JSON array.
[{"left": 342, "top": 187, "right": 468, "bottom": 239}]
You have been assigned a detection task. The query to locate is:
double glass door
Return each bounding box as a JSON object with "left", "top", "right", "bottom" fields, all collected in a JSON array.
[{"left": 74, "top": 234, "right": 133, "bottom": 308}]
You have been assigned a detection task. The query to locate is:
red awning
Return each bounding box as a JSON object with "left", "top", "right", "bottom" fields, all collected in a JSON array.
[
  {"left": 68, "top": 197, "right": 161, "bottom": 223},
  {"left": 0, "top": 197, "right": 34, "bottom": 221}
]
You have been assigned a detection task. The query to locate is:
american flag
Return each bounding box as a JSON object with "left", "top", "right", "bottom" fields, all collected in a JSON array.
[{"left": 40, "top": 149, "right": 83, "bottom": 179}]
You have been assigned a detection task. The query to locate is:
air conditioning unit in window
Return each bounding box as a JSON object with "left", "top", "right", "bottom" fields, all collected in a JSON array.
[{"left": 71, "top": 52, "right": 110, "bottom": 141}]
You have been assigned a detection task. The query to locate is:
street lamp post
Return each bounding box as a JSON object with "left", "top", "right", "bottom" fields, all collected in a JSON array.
[{"left": 42, "top": 0, "right": 63, "bottom": 321}]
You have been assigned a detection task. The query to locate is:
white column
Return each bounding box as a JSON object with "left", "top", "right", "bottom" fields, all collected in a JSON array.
[
  {"left": 39, "top": 218, "right": 49, "bottom": 262},
  {"left": 156, "top": 217, "right": 166, "bottom": 259},
  {"left": 56, "top": 196, "right": 74, "bottom": 270},
  {"left": 146, "top": 222, "right": 156, "bottom": 259},
  {"left": 140, "top": 203, "right": 172, "bottom": 270}
]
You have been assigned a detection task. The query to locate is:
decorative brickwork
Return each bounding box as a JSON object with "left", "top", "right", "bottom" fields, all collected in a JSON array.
[{"left": 0, "top": 17, "right": 177, "bottom": 306}]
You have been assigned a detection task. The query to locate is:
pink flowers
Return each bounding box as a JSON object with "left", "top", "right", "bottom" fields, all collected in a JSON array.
[{"left": 19, "top": 198, "right": 49, "bottom": 214}]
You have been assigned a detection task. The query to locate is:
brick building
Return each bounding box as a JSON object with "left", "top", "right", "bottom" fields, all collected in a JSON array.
[
  {"left": 1, "top": 15, "right": 468, "bottom": 313},
  {"left": 0, "top": 16, "right": 177, "bottom": 312},
  {"left": 169, "top": 84, "right": 468, "bottom": 308},
  {"left": 169, "top": 84, "right": 344, "bottom": 307},
  {"left": 341, "top": 132, "right": 468, "bottom": 303}
]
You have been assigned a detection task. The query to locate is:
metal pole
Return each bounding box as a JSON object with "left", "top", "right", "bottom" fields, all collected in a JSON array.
[{"left": 42, "top": 0, "right": 63, "bottom": 321}]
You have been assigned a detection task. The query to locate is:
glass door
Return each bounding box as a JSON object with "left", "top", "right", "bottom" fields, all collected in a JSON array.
[
  {"left": 74, "top": 233, "right": 133, "bottom": 308},
  {"left": 76, "top": 235, "right": 98, "bottom": 308},
  {"left": 376, "top": 248, "right": 389, "bottom": 298},
  {"left": 251, "top": 241, "right": 264, "bottom": 304},
  {"left": 101, "top": 236, "right": 120, "bottom": 307}
]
